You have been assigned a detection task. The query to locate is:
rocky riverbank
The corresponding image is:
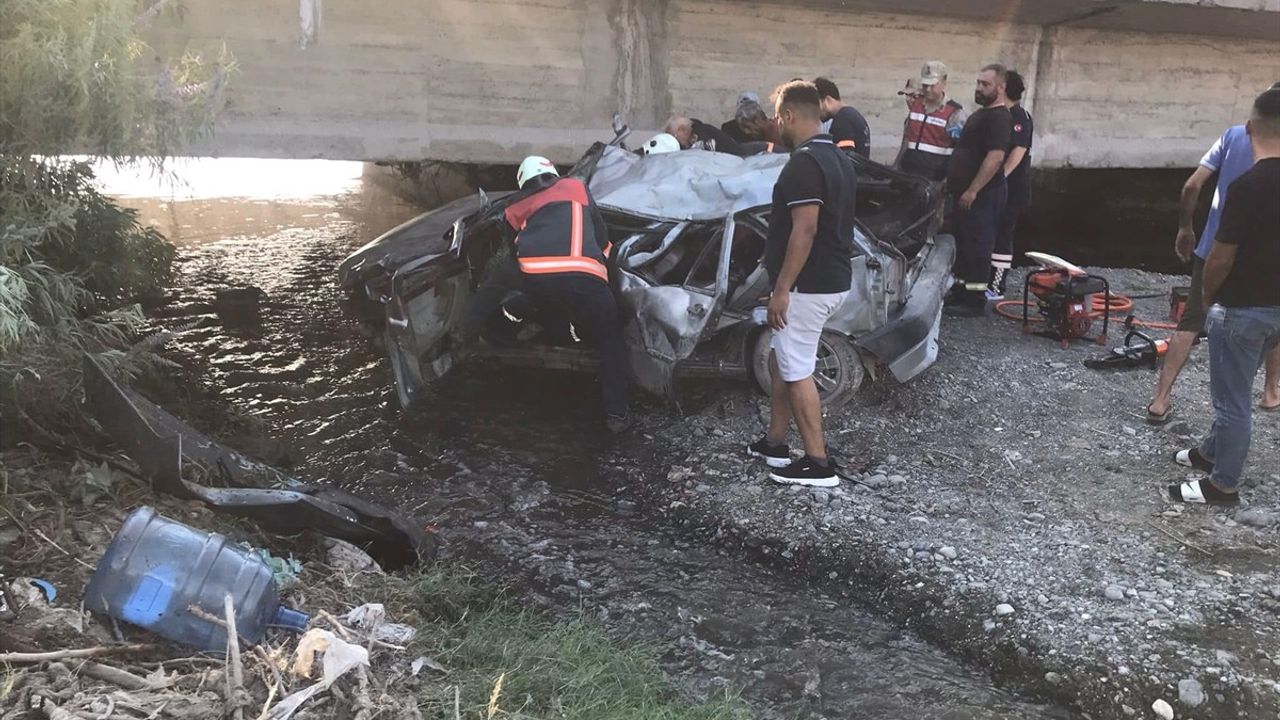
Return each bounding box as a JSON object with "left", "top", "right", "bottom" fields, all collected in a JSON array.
[{"left": 624, "top": 267, "right": 1280, "bottom": 719}]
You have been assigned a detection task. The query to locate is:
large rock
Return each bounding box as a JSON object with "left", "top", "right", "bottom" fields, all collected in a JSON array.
[{"left": 1177, "top": 677, "right": 1205, "bottom": 707}]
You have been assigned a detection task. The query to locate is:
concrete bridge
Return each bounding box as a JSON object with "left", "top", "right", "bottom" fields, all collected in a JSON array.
[{"left": 151, "top": 0, "right": 1280, "bottom": 168}]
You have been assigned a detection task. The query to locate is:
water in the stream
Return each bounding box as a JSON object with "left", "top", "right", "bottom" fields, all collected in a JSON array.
[{"left": 105, "top": 158, "right": 1067, "bottom": 719}]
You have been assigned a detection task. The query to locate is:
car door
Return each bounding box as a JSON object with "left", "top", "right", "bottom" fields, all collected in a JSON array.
[
  {"left": 616, "top": 214, "right": 735, "bottom": 397},
  {"left": 383, "top": 216, "right": 474, "bottom": 409}
]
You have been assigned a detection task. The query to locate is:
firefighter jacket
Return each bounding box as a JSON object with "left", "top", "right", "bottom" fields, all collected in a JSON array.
[{"left": 503, "top": 177, "right": 612, "bottom": 283}]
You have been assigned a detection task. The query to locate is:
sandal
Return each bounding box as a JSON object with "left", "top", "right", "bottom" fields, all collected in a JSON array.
[
  {"left": 1146, "top": 403, "right": 1172, "bottom": 425},
  {"left": 1167, "top": 478, "right": 1239, "bottom": 505},
  {"left": 1174, "top": 447, "right": 1215, "bottom": 474}
]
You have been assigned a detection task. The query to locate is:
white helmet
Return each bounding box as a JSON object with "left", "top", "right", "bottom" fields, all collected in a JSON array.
[
  {"left": 516, "top": 156, "right": 559, "bottom": 189},
  {"left": 641, "top": 133, "right": 681, "bottom": 156}
]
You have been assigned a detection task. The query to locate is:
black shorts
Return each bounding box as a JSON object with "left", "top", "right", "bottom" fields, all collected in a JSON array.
[{"left": 1177, "top": 257, "right": 1207, "bottom": 334}]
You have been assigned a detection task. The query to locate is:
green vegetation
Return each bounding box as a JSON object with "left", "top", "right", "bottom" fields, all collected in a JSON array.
[
  {"left": 0, "top": 0, "right": 231, "bottom": 441},
  {"left": 1, "top": 448, "right": 750, "bottom": 719},
  {"left": 1, "top": 0, "right": 231, "bottom": 159},
  {"left": 352, "top": 567, "right": 753, "bottom": 719}
]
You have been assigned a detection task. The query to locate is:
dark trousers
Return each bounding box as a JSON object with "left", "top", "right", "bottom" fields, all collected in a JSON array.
[
  {"left": 989, "top": 202, "right": 1025, "bottom": 296},
  {"left": 952, "top": 182, "right": 1007, "bottom": 307},
  {"left": 529, "top": 275, "right": 629, "bottom": 419},
  {"left": 464, "top": 254, "right": 629, "bottom": 418},
  {"left": 463, "top": 251, "right": 523, "bottom": 336}
]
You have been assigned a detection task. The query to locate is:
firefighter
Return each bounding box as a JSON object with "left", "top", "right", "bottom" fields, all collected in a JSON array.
[
  {"left": 462, "top": 156, "right": 632, "bottom": 432},
  {"left": 894, "top": 61, "right": 968, "bottom": 182}
]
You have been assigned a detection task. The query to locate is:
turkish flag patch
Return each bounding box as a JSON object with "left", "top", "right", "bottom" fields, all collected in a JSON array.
[{"left": 1014, "top": 124, "right": 1023, "bottom": 132}]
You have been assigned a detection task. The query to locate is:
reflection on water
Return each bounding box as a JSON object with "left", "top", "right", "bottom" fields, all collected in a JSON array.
[
  {"left": 93, "top": 157, "right": 365, "bottom": 200},
  {"left": 97, "top": 157, "right": 417, "bottom": 249},
  {"left": 104, "top": 158, "right": 1063, "bottom": 720}
]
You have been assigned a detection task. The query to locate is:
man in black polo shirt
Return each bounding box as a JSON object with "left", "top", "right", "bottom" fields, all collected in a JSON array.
[
  {"left": 1168, "top": 88, "right": 1280, "bottom": 505},
  {"left": 814, "top": 77, "right": 871, "bottom": 159},
  {"left": 745, "top": 81, "right": 855, "bottom": 488},
  {"left": 945, "top": 63, "right": 1011, "bottom": 316}
]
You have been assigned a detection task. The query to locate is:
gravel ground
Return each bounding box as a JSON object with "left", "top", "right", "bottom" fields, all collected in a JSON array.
[{"left": 626, "top": 267, "right": 1280, "bottom": 719}]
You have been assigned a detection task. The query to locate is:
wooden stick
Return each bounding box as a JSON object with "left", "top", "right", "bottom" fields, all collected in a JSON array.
[
  {"left": 254, "top": 670, "right": 278, "bottom": 720},
  {"left": 0, "top": 645, "right": 152, "bottom": 664},
  {"left": 315, "top": 610, "right": 355, "bottom": 641},
  {"left": 1148, "top": 521, "right": 1213, "bottom": 557},
  {"left": 187, "top": 603, "right": 257, "bottom": 651},
  {"left": 224, "top": 595, "right": 246, "bottom": 720},
  {"left": 251, "top": 644, "right": 285, "bottom": 695},
  {"left": 32, "top": 528, "right": 95, "bottom": 570},
  {"left": 79, "top": 661, "right": 151, "bottom": 690},
  {"left": 0, "top": 502, "right": 28, "bottom": 535}
]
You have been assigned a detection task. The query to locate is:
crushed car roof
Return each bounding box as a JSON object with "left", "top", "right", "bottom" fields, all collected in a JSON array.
[{"left": 588, "top": 146, "right": 789, "bottom": 222}]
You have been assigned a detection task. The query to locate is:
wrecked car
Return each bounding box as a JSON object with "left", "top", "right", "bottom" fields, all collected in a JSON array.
[{"left": 339, "top": 130, "right": 954, "bottom": 410}]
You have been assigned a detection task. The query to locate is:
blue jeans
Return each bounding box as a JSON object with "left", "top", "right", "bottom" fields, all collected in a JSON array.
[{"left": 1199, "top": 304, "right": 1280, "bottom": 490}]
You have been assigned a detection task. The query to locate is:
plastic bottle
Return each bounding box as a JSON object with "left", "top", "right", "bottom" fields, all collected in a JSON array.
[{"left": 84, "top": 507, "right": 309, "bottom": 651}]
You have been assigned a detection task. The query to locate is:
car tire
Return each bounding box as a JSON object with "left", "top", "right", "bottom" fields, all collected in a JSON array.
[
  {"left": 386, "top": 326, "right": 424, "bottom": 410},
  {"left": 749, "top": 328, "right": 866, "bottom": 409}
]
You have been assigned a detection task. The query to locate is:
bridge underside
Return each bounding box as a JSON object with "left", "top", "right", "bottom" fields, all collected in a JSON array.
[{"left": 150, "top": 0, "right": 1280, "bottom": 168}]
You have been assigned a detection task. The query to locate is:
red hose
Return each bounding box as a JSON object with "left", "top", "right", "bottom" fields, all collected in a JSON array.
[{"left": 993, "top": 294, "right": 1180, "bottom": 331}]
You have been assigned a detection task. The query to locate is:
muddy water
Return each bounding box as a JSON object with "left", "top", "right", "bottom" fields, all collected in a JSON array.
[{"left": 109, "top": 159, "right": 1063, "bottom": 719}]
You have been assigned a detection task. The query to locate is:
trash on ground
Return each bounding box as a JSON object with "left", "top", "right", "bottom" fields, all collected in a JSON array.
[
  {"left": 410, "top": 654, "right": 448, "bottom": 676},
  {"left": 274, "top": 629, "right": 369, "bottom": 720},
  {"left": 325, "top": 537, "right": 383, "bottom": 574},
  {"left": 255, "top": 547, "right": 305, "bottom": 589},
  {"left": 84, "top": 506, "right": 310, "bottom": 651},
  {"left": 344, "top": 602, "right": 416, "bottom": 645},
  {"left": 28, "top": 578, "right": 57, "bottom": 604}
]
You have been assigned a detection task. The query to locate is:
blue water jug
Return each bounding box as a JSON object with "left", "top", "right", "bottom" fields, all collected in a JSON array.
[{"left": 84, "top": 507, "right": 309, "bottom": 651}]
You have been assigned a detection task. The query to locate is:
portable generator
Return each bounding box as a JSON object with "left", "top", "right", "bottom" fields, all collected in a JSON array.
[{"left": 1020, "top": 253, "right": 1112, "bottom": 348}]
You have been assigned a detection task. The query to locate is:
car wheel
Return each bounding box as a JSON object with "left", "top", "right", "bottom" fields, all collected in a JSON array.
[
  {"left": 749, "top": 328, "right": 865, "bottom": 409},
  {"left": 386, "top": 326, "right": 424, "bottom": 410}
]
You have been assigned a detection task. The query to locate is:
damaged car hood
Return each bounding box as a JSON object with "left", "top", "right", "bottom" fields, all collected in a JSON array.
[{"left": 589, "top": 146, "right": 787, "bottom": 221}]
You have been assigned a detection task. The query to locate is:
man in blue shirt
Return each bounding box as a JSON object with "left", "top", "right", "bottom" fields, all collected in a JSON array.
[{"left": 1148, "top": 86, "right": 1280, "bottom": 423}]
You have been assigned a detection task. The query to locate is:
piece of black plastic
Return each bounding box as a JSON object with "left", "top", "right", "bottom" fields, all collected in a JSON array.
[{"left": 82, "top": 355, "right": 436, "bottom": 569}]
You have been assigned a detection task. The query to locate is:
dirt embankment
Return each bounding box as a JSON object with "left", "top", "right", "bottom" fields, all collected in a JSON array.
[
  {"left": 0, "top": 447, "right": 746, "bottom": 720},
  {"left": 624, "top": 267, "right": 1280, "bottom": 719}
]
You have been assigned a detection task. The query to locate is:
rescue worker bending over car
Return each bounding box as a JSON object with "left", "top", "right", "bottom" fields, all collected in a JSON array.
[
  {"left": 460, "top": 156, "right": 632, "bottom": 433},
  {"left": 664, "top": 115, "right": 783, "bottom": 157}
]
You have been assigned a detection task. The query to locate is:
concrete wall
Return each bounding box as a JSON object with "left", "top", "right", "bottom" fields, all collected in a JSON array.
[{"left": 153, "top": 0, "right": 1280, "bottom": 167}]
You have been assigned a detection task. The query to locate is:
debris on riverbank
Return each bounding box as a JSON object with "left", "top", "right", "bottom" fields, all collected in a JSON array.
[
  {"left": 629, "top": 268, "right": 1280, "bottom": 719},
  {"left": 0, "top": 447, "right": 750, "bottom": 719}
]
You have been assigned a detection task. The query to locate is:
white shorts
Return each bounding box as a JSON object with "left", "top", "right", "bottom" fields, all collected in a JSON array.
[{"left": 771, "top": 291, "right": 849, "bottom": 382}]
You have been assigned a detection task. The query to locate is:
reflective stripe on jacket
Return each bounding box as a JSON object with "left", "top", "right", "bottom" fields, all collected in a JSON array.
[
  {"left": 503, "top": 178, "right": 610, "bottom": 283},
  {"left": 904, "top": 97, "right": 962, "bottom": 156}
]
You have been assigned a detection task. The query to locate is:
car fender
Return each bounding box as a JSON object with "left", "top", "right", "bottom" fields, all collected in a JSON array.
[{"left": 852, "top": 234, "right": 955, "bottom": 382}]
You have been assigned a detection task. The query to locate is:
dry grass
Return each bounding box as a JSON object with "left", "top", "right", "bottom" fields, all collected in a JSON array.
[{"left": 0, "top": 447, "right": 751, "bottom": 719}]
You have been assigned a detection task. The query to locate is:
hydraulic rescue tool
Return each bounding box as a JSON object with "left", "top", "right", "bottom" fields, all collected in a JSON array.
[{"left": 1084, "top": 328, "right": 1170, "bottom": 370}]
